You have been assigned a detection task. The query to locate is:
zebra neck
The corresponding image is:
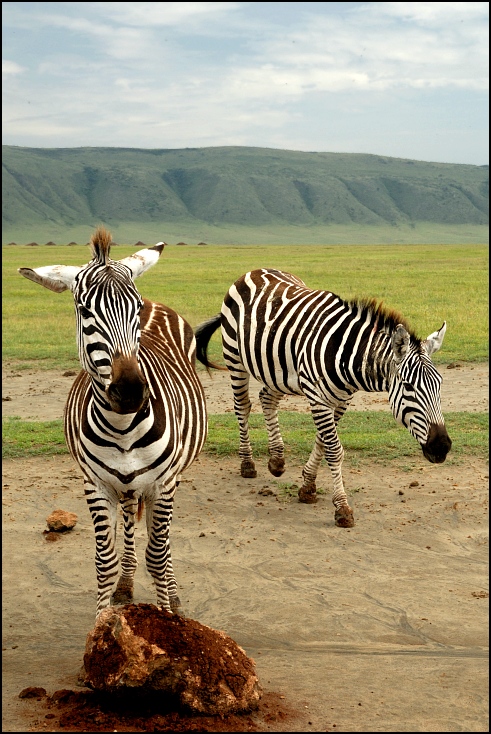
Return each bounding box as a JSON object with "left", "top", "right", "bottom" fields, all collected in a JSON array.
[
  {"left": 356, "top": 331, "right": 393, "bottom": 393},
  {"left": 88, "top": 377, "right": 149, "bottom": 432}
]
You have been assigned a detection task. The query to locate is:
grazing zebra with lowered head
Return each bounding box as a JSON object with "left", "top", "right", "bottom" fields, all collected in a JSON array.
[
  {"left": 195, "top": 268, "right": 451, "bottom": 528},
  {"left": 19, "top": 227, "right": 207, "bottom": 616}
]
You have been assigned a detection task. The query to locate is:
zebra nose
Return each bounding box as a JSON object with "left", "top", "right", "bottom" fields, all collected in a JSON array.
[
  {"left": 107, "top": 356, "right": 150, "bottom": 414},
  {"left": 107, "top": 380, "right": 150, "bottom": 414},
  {"left": 422, "top": 423, "right": 452, "bottom": 464}
]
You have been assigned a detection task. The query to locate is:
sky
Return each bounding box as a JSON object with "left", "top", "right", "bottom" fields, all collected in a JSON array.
[{"left": 2, "top": 1, "right": 489, "bottom": 165}]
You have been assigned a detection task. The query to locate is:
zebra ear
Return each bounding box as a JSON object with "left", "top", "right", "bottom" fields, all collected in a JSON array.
[
  {"left": 117, "top": 243, "right": 166, "bottom": 280},
  {"left": 424, "top": 321, "right": 446, "bottom": 357},
  {"left": 391, "top": 324, "right": 410, "bottom": 363},
  {"left": 18, "top": 265, "right": 82, "bottom": 293}
]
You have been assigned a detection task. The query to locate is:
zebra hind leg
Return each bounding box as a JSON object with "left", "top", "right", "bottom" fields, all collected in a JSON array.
[
  {"left": 299, "top": 432, "right": 324, "bottom": 504},
  {"left": 112, "top": 497, "right": 139, "bottom": 605},
  {"left": 258, "top": 386, "right": 286, "bottom": 476}
]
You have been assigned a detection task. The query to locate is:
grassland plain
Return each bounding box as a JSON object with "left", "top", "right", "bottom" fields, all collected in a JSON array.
[{"left": 3, "top": 242, "right": 488, "bottom": 368}]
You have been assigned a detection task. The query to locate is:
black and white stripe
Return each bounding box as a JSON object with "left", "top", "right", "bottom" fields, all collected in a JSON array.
[
  {"left": 195, "top": 268, "right": 451, "bottom": 527},
  {"left": 20, "top": 228, "right": 207, "bottom": 615}
]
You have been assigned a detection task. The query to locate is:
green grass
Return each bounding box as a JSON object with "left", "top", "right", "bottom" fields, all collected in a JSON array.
[
  {"left": 3, "top": 222, "right": 488, "bottom": 248},
  {"left": 3, "top": 412, "right": 487, "bottom": 462},
  {"left": 204, "top": 412, "right": 488, "bottom": 463},
  {"left": 2, "top": 416, "right": 67, "bottom": 458},
  {"left": 2, "top": 243, "right": 488, "bottom": 368}
]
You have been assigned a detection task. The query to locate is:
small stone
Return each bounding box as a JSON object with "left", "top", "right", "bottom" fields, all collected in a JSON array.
[
  {"left": 19, "top": 687, "right": 47, "bottom": 699},
  {"left": 46, "top": 509, "right": 78, "bottom": 532},
  {"left": 398, "top": 490, "right": 404, "bottom": 495},
  {"left": 409, "top": 481, "right": 419, "bottom": 487},
  {"left": 43, "top": 531, "right": 61, "bottom": 542},
  {"left": 62, "top": 370, "right": 78, "bottom": 377},
  {"left": 50, "top": 689, "right": 76, "bottom": 703}
]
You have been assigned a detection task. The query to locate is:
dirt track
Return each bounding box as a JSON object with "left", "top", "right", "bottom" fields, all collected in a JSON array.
[
  {"left": 2, "top": 361, "right": 489, "bottom": 420},
  {"left": 2, "top": 363, "right": 489, "bottom": 732}
]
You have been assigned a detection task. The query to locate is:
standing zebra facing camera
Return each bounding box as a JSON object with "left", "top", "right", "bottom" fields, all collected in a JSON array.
[
  {"left": 195, "top": 268, "right": 451, "bottom": 528},
  {"left": 19, "top": 227, "right": 207, "bottom": 617}
]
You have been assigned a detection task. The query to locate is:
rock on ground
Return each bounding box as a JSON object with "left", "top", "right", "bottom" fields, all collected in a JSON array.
[
  {"left": 46, "top": 509, "right": 77, "bottom": 531},
  {"left": 81, "top": 603, "right": 262, "bottom": 715}
]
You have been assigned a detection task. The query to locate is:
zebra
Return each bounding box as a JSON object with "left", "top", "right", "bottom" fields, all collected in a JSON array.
[
  {"left": 195, "top": 268, "right": 451, "bottom": 528},
  {"left": 19, "top": 227, "right": 207, "bottom": 616}
]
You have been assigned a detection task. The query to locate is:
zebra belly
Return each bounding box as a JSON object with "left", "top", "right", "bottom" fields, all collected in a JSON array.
[{"left": 225, "top": 315, "right": 301, "bottom": 395}]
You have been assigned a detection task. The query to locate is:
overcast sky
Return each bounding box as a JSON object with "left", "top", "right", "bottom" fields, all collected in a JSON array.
[{"left": 2, "top": 2, "right": 489, "bottom": 165}]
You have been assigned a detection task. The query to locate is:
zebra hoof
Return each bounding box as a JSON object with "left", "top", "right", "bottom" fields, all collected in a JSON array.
[
  {"left": 112, "top": 578, "right": 134, "bottom": 604},
  {"left": 298, "top": 484, "right": 318, "bottom": 504},
  {"left": 335, "top": 505, "right": 355, "bottom": 528},
  {"left": 241, "top": 460, "right": 257, "bottom": 478},
  {"left": 268, "top": 456, "right": 285, "bottom": 477},
  {"left": 169, "top": 595, "right": 181, "bottom": 613}
]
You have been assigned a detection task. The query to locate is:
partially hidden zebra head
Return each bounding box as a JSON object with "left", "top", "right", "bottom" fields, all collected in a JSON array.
[
  {"left": 18, "top": 228, "right": 166, "bottom": 414},
  {"left": 388, "top": 321, "right": 452, "bottom": 464}
]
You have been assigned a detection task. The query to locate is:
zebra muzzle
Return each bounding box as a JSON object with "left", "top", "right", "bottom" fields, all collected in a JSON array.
[
  {"left": 107, "top": 355, "right": 150, "bottom": 414},
  {"left": 422, "top": 423, "right": 452, "bottom": 464}
]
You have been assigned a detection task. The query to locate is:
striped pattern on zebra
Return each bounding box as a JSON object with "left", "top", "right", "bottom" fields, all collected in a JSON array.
[
  {"left": 19, "top": 227, "right": 207, "bottom": 616},
  {"left": 195, "top": 268, "right": 451, "bottom": 528}
]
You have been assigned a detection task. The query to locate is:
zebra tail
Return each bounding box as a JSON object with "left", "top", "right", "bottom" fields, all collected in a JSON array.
[
  {"left": 137, "top": 497, "right": 144, "bottom": 523},
  {"left": 194, "top": 314, "right": 226, "bottom": 372}
]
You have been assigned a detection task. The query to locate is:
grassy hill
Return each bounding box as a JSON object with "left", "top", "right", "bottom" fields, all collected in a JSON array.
[{"left": 2, "top": 145, "right": 488, "bottom": 244}]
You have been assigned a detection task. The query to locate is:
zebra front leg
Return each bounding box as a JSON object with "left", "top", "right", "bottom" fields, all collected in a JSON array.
[
  {"left": 112, "top": 497, "right": 138, "bottom": 604},
  {"left": 165, "top": 556, "right": 181, "bottom": 613},
  {"left": 145, "top": 487, "right": 178, "bottom": 612},
  {"left": 84, "top": 482, "right": 120, "bottom": 616},
  {"left": 230, "top": 368, "right": 256, "bottom": 478},
  {"left": 259, "top": 386, "right": 286, "bottom": 476},
  {"left": 309, "top": 405, "right": 354, "bottom": 527}
]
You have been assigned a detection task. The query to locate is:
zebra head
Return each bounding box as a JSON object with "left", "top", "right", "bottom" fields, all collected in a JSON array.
[
  {"left": 19, "top": 228, "right": 165, "bottom": 415},
  {"left": 387, "top": 322, "right": 452, "bottom": 464}
]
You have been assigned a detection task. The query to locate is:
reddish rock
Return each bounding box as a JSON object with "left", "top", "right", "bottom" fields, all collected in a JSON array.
[
  {"left": 46, "top": 509, "right": 78, "bottom": 532},
  {"left": 81, "top": 604, "right": 262, "bottom": 715}
]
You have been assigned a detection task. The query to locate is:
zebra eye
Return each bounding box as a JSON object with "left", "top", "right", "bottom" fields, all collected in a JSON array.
[
  {"left": 78, "top": 305, "right": 92, "bottom": 319},
  {"left": 403, "top": 382, "right": 415, "bottom": 393}
]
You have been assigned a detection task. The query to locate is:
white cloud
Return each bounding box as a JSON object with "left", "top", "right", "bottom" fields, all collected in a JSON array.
[
  {"left": 383, "top": 1, "right": 487, "bottom": 23},
  {"left": 91, "top": 1, "right": 241, "bottom": 27},
  {"left": 1, "top": 2, "right": 488, "bottom": 163},
  {"left": 2, "top": 59, "right": 25, "bottom": 75}
]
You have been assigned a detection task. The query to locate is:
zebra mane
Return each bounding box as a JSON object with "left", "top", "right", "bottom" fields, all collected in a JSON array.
[
  {"left": 350, "top": 297, "right": 420, "bottom": 344},
  {"left": 90, "top": 226, "right": 112, "bottom": 265}
]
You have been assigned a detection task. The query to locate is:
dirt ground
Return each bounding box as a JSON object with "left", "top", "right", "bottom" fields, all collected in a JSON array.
[
  {"left": 2, "top": 362, "right": 489, "bottom": 732},
  {"left": 2, "top": 360, "right": 489, "bottom": 420}
]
